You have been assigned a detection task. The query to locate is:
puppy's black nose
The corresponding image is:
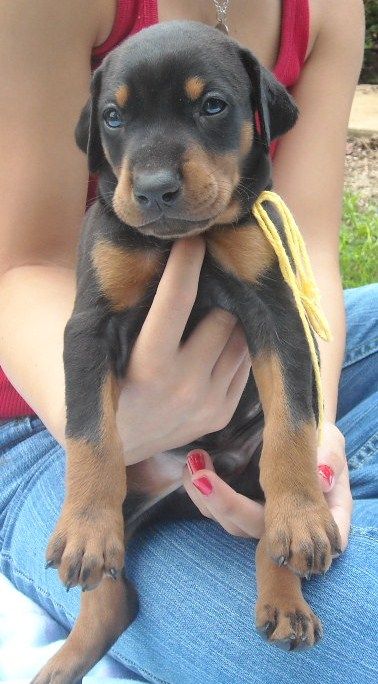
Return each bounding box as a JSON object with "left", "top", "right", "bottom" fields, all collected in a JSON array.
[{"left": 133, "top": 170, "right": 181, "bottom": 208}]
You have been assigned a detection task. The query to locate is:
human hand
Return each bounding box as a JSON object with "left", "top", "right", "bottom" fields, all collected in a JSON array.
[
  {"left": 182, "top": 449, "right": 265, "bottom": 538},
  {"left": 316, "top": 421, "right": 352, "bottom": 551},
  {"left": 183, "top": 423, "right": 352, "bottom": 549},
  {"left": 116, "top": 238, "right": 250, "bottom": 465}
]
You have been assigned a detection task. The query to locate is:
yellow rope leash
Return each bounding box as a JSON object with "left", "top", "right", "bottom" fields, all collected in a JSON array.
[{"left": 252, "top": 190, "right": 332, "bottom": 442}]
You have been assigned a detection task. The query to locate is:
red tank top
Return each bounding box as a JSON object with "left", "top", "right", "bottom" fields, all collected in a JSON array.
[{"left": 0, "top": 0, "right": 309, "bottom": 419}]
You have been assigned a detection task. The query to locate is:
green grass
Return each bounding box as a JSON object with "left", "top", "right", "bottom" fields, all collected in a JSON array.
[{"left": 340, "top": 191, "right": 378, "bottom": 288}]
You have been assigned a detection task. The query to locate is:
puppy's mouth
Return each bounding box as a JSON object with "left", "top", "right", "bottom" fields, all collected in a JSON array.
[{"left": 133, "top": 213, "right": 216, "bottom": 239}]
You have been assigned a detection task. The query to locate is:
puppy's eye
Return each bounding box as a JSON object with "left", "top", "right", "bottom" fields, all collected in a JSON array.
[
  {"left": 201, "top": 97, "right": 227, "bottom": 116},
  {"left": 103, "top": 107, "right": 124, "bottom": 128}
]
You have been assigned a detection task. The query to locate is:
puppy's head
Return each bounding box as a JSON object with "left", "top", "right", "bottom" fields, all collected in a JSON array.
[{"left": 76, "top": 21, "right": 298, "bottom": 239}]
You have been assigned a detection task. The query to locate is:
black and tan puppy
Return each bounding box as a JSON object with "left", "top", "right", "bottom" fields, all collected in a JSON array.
[{"left": 34, "top": 20, "right": 341, "bottom": 683}]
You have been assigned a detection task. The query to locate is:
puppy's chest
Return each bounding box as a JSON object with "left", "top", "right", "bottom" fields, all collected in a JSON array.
[
  {"left": 92, "top": 222, "right": 275, "bottom": 328},
  {"left": 91, "top": 227, "right": 270, "bottom": 523}
]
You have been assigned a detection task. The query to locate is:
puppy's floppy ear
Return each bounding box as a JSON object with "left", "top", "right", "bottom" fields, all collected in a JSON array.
[
  {"left": 239, "top": 47, "right": 298, "bottom": 149},
  {"left": 75, "top": 69, "right": 104, "bottom": 173}
]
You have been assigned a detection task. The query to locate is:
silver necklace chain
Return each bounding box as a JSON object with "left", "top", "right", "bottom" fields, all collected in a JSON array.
[{"left": 212, "top": 0, "right": 231, "bottom": 34}]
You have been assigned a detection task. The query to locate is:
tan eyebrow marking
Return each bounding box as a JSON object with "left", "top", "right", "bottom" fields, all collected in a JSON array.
[
  {"left": 115, "top": 84, "right": 129, "bottom": 107},
  {"left": 185, "top": 76, "right": 206, "bottom": 101}
]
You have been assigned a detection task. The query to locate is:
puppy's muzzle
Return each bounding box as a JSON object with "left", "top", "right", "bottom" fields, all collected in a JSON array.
[{"left": 133, "top": 169, "right": 182, "bottom": 210}]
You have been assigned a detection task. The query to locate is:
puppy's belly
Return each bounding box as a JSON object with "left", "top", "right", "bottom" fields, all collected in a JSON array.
[{"left": 124, "top": 401, "right": 264, "bottom": 534}]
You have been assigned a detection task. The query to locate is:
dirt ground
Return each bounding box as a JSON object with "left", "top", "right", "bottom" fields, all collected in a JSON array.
[{"left": 344, "top": 135, "right": 378, "bottom": 204}]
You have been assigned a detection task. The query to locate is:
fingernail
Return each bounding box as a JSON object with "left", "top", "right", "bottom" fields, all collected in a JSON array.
[
  {"left": 318, "top": 464, "right": 335, "bottom": 487},
  {"left": 187, "top": 451, "right": 206, "bottom": 474},
  {"left": 193, "top": 476, "right": 213, "bottom": 496}
]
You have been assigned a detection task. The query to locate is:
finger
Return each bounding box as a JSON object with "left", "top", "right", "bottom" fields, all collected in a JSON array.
[
  {"left": 138, "top": 238, "right": 205, "bottom": 356},
  {"left": 317, "top": 448, "right": 346, "bottom": 493},
  {"left": 186, "top": 449, "right": 215, "bottom": 474},
  {"left": 183, "top": 468, "right": 250, "bottom": 536},
  {"left": 182, "top": 463, "right": 215, "bottom": 519},
  {"left": 211, "top": 323, "right": 249, "bottom": 389},
  {"left": 329, "top": 501, "right": 352, "bottom": 553},
  {"left": 189, "top": 469, "right": 265, "bottom": 539},
  {"left": 317, "top": 423, "right": 347, "bottom": 493},
  {"left": 325, "top": 465, "right": 353, "bottom": 552},
  {"left": 225, "top": 354, "right": 251, "bottom": 404},
  {"left": 183, "top": 452, "right": 255, "bottom": 536},
  {"left": 181, "top": 308, "right": 237, "bottom": 373}
]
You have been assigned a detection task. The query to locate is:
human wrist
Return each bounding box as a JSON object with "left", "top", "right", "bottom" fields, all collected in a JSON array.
[
  {"left": 0, "top": 265, "right": 75, "bottom": 447},
  {"left": 116, "top": 408, "right": 156, "bottom": 465},
  {"left": 121, "top": 440, "right": 151, "bottom": 465},
  {"left": 323, "top": 405, "right": 337, "bottom": 424}
]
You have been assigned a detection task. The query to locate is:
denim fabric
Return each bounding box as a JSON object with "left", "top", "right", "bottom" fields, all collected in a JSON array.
[{"left": 0, "top": 284, "right": 377, "bottom": 684}]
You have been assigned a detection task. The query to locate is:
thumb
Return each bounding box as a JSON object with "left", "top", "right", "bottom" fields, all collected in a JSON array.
[
  {"left": 317, "top": 422, "right": 347, "bottom": 494},
  {"left": 317, "top": 447, "right": 345, "bottom": 494}
]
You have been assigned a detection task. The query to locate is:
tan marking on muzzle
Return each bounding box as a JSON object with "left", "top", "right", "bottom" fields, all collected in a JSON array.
[
  {"left": 210, "top": 150, "right": 240, "bottom": 189},
  {"left": 214, "top": 199, "right": 241, "bottom": 226},
  {"left": 113, "top": 140, "right": 242, "bottom": 229},
  {"left": 112, "top": 159, "right": 146, "bottom": 226},
  {"left": 181, "top": 145, "right": 240, "bottom": 222},
  {"left": 185, "top": 77, "right": 206, "bottom": 101},
  {"left": 181, "top": 146, "right": 218, "bottom": 218}
]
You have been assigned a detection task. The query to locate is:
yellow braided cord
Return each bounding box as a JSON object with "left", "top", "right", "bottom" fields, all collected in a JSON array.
[{"left": 252, "top": 190, "right": 332, "bottom": 442}]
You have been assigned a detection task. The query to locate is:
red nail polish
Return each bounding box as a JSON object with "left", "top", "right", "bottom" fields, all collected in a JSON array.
[
  {"left": 187, "top": 451, "right": 206, "bottom": 474},
  {"left": 318, "top": 464, "right": 335, "bottom": 487},
  {"left": 193, "top": 476, "right": 213, "bottom": 496}
]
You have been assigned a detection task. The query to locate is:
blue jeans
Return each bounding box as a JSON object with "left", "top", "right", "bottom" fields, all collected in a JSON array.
[{"left": 0, "top": 284, "right": 377, "bottom": 684}]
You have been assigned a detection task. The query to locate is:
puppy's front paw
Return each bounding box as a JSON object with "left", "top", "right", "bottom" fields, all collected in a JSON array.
[
  {"left": 265, "top": 497, "right": 341, "bottom": 577},
  {"left": 256, "top": 595, "right": 323, "bottom": 651},
  {"left": 46, "top": 504, "right": 125, "bottom": 590}
]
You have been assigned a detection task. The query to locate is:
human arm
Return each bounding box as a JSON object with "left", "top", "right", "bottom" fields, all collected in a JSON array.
[
  {"left": 0, "top": 0, "right": 95, "bottom": 441},
  {"left": 273, "top": 0, "right": 365, "bottom": 424}
]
